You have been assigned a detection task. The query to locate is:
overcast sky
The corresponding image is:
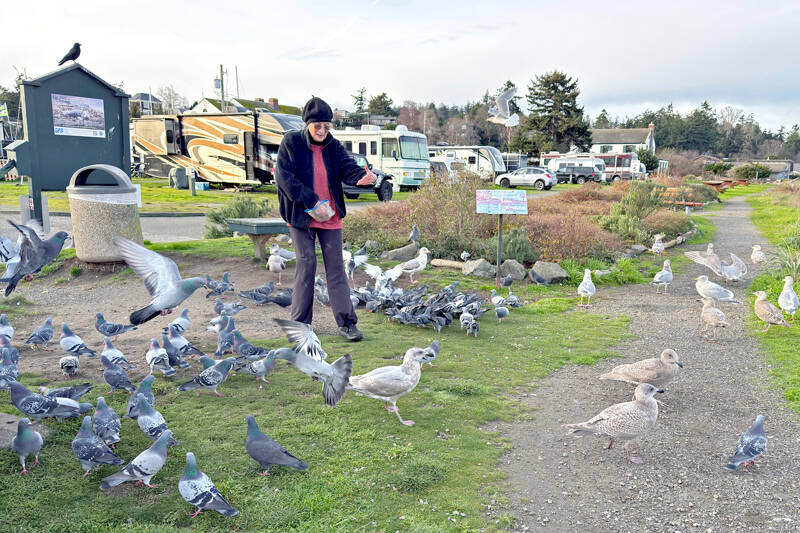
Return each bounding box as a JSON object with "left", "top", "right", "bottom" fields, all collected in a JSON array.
[{"left": 5, "top": 0, "right": 799, "bottom": 130}]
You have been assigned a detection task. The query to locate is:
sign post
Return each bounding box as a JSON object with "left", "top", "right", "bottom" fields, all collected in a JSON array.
[{"left": 476, "top": 189, "right": 528, "bottom": 288}]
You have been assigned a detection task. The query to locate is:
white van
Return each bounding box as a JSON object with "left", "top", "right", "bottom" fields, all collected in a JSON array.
[
  {"left": 545, "top": 156, "right": 607, "bottom": 182},
  {"left": 428, "top": 145, "right": 506, "bottom": 179}
]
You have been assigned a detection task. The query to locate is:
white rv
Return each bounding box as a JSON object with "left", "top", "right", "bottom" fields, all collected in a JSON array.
[
  {"left": 330, "top": 125, "right": 429, "bottom": 190},
  {"left": 428, "top": 145, "right": 506, "bottom": 179}
]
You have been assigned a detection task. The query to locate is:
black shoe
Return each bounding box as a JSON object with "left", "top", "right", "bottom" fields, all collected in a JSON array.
[{"left": 339, "top": 324, "right": 363, "bottom": 342}]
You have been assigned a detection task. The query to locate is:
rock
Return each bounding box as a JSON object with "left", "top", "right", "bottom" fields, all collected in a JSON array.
[
  {"left": 592, "top": 269, "right": 612, "bottom": 277},
  {"left": 531, "top": 261, "right": 569, "bottom": 284},
  {"left": 275, "top": 234, "right": 291, "bottom": 243},
  {"left": 462, "top": 258, "right": 496, "bottom": 278},
  {"left": 500, "top": 259, "right": 527, "bottom": 280},
  {"left": 380, "top": 241, "right": 419, "bottom": 262},
  {"left": 364, "top": 240, "right": 381, "bottom": 252},
  {"left": 630, "top": 244, "right": 647, "bottom": 255}
]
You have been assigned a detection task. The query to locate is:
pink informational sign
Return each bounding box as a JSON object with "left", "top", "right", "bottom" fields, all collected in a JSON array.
[{"left": 475, "top": 189, "right": 528, "bottom": 215}]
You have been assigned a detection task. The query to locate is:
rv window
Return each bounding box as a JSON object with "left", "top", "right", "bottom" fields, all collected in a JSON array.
[
  {"left": 344, "top": 141, "right": 352, "bottom": 151},
  {"left": 623, "top": 145, "right": 634, "bottom": 153},
  {"left": 601, "top": 145, "right": 613, "bottom": 153},
  {"left": 621, "top": 157, "right": 631, "bottom": 167},
  {"left": 399, "top": 136, "right": 427, "bottom": 160},
  {"left": 558, "top": 163, "right": 567, "bottom": 170},
  {"left": 166, "top": 130, "right": 174, "bottom": 143},
  {"left": 223, "top": 134, "right": 239, "bottom": 144},
  {"left": 358, "top": 142, "right": 367, "bottom": 155},
  {"left": 468, "top": 156, "right": 476, "bottom": 165},
  {"left": 382, "top": 138, "right": 399, "bottom": 158},
  {"left": 370, "top": 141, "right": 377, "bottom": 155}
]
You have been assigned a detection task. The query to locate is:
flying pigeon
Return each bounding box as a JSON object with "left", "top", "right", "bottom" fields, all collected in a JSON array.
[
  {"left": 10, "top": 381, "right": 81, "bottom": 421},
  {"left": 134, "top": 394, "right": 179, "bottom": 446},
  {"left": 60, "top": 323, "right": 97, "bottom": 358},
  {"left": 126, "top": 375, "right": 155, "bottom": 419},
  {"left": 95, "top": 313, "right": 137, "bottom": 340},
  {"left": 58, "top": 42, "right": 81, "bottom": 65},
  {"left": 577, "top": 269, "right": 596, "bottom": 306},
  {"left": 100, "top": 429, "right": 172, "bottom": 490},
  {"left": 93, "top": 396, "right": 121, "bottom": 448},
  {"left": 724, "top": 415, "right": 767, "bottom": 470},
  {"left": 112, "top": 236, "right": 206, "bottom": 325},
  {"left": 25, "top": 317, "right": 54, "bottom": 350},
  {"left": 39, "top": 382, "right": 93, "bottom": 402},
  {"left": 487, "top": 86, "right": 520, "bottom": 128},
  {"left": 164, "top": 308, "right": 191, "bottom": 334},
  {"left": 179, "top": 452, "right": 239, "bottom": 518},
  {"left": 12, "top": 418, "right": 43, "bottom": 475},
  {"left": 101, "top": 337, "right": 134, "bottom": 369},
  {"left": 0, "top": 347, "right": 17, "bottom": 389},
  {"left": 347, "top": 347, "right": 428, "bottom": 426},
  {"left": 146, "top": 338, "right": 176, "bottom": 376},
  {"left": 177, "top": 357, "right": 235, "bottom": 396},
  {"left": 72, "top": 416, "right": 124, "bottom": 478},
  {"left": 0, "top": 313, "right": 14, "bottom": 340},
  {"left": 101, "top": 355, "right": 136, "bottom": 394},
  {"left": 274, "top": 319, "right": 353, "bottom": 406},
  {"left": 0, "top": 221, "right": 69, "bottom": 296},
  {"left": 245, "top": 415, "right": 308, "bottom": 476},
  {"left": 651, "top": 259, "right": 673, "bottom": 294}
]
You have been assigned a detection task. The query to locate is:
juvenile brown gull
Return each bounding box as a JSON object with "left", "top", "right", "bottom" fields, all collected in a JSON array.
[
  {"left": 600, "top": 349, "right": 682, "bottom": 388},
  {"left": 753, "top": 290, "right": 790, "bottom": 332}
]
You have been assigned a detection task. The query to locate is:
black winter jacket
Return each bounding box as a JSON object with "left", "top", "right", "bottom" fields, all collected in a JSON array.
[{"left": 275, "top": 128, "right": 365, "bottom": 229}]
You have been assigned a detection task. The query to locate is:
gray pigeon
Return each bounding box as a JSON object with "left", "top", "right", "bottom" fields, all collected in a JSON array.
[
  {"left": 60, "top": 323, "right": 97, "bottom": 357},
  {"left": 725, "top": 415, "right": 767, "bottom": 470},
  {"left": 408, "top": 224, "right": 419, "bottom": 243},
  {"left": 199, "top": 355, "right": 219, "bottom": 369},
  {"left": 213, "top": 298, "right": 246, "bottom": 317},
  {"left": 205, "top": 272, "right": 234, "bottom": 299},
  {"left": 100, "top": 429, "right": 172, "bottom": 490},
  {"left": 101, "top": 355, "right": 136, "bottom": 393},
  {"left": 500, "top": 274, "right": 513, "bottom": 287},
  {"left": 101, "top": 337, "right": 134, "bottom": 369},
  {"left": 39, "top": 382, "right": 93, "bottom": 402},
  {"left": 232, "top": 330, "right": 269, "bottom": 365},
  {"left": 95, "top": 312, "right": 137, "bottom": 339},
  {"left": 71, "top": 416, "right": 124, "bottom": 477},
  {"left": 245, "top": 415, "right": 308, "bottom": 476},
  {"left": 0, "top": 313, "right": 14, "bottom": 340},
  {"left": 10, "top": 381, "right": 81, "bottom": 421},
  {"left": 135, "top": 394, "right": 179, "bottom": 447},
  {"left": 506, "top": 288, "right": 522, "bottom": 308},
  {"left": 495, "top": 306, "right": 509, "bottom": 323},
  {"left": 1, "top": 220, "right": 69, "bottom": 296},
  {"left": 167, "top": 325, "right": 205, "bottom": 359},
  {"left": 164, "top": 308, "right": 191, "bottom": 334},
  {"left": 112, "top": 236, "right": 206, "bottom": 325},
  {"left": 0, "top": 347, "right": 18, "bottom": 389},
  {"left": 146, "top": 338, "right": 175, "bottom": 377},
  {"left": 237, "top": 352, "right": 279, "bottom": 389},
  {"left": 420, "top": 340, "right": 440, "bottom": 368},
  {"left": 93, "top": 396, "right": 121, "bottom": 448},
  {"left": 460, "top": 251, "right": 471, "bottom": 262},
  {"left": 529, "top": 269, "right": 550, "bottom": 286},
  {"left": 12, "top": 417, "right": 43, "bottom": 475},
  {"left": 0, "top": 335, "right": 18, "bottom": 365},
  {"left": 179, "top": 452, "right": 239, "bottom": 518},
  {"left": 25, "top": 317, "right": 54, "bottom": 350},
  {"left": 274, "top": 319, "right": 353, "bottom": 406},
  {"left": 161, "top": 333, "right": 190, "bottom": 369},
  {"left": 177, "top": 357, "right": 235, "bottom": 396},
  {"left": 126, "top": 375, "right": 155, "bottom": 419},
  {"left": 215, "top": 319, "right": 235, "bottom": 357}
]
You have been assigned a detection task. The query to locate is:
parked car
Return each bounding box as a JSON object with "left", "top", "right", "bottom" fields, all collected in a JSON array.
[
  {"left": 555, "top": 164, "right": 605, "bottom": 185},
  {"left": 494, "top": 166, "right": 556, "bottom": 190},
  {"left": 343, "top": 151, "right": 394, "bottom": 201}
]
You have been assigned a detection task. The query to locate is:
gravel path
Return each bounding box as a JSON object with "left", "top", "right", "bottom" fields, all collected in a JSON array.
[{"left": 495, "top": 196, "right": 800, "bottom": 532}]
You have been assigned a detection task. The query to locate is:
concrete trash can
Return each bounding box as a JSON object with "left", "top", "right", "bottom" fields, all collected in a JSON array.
[{"left": 67, "top": 164, "right": 144, "bottom": 262}]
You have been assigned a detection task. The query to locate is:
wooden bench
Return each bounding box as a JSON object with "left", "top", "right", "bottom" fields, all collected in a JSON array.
[{"left": 226, "top": 217, "right": 289, "bottom": 262}]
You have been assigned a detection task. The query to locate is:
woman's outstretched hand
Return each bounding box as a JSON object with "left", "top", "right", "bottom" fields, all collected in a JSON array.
[{"left": 356, "top": 164, "right": 377, "bottom": 186}]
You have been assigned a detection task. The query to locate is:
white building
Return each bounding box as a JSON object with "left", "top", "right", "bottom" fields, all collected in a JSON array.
[
  {"left": 130, "top": 93, "right": 163, "bottom": 116},
  {"left": 590, "top": 123, "right": 655, "bottom": 154}
]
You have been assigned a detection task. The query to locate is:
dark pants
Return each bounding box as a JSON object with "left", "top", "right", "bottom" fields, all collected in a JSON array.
[{"left": 289, "top": 227, "right": 357, "bottom": 327}]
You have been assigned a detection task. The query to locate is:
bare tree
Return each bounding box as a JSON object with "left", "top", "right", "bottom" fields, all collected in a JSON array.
[
  {"left": 718, "top": 105, "right": 744, "bottom": 137},
  {"left": 156, "top": 85, "right": 188, "bottom": 114}
]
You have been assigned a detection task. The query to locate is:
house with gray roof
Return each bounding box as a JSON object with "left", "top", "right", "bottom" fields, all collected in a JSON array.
[
  {"left": 187, "top": 97, "right": 300, "bottom": 115},
  {"left": 590, "top": 123, "right": 655, "bottom": 154},
  {"left": 130, "top": 92, "right": 162, "bottom": 115}
]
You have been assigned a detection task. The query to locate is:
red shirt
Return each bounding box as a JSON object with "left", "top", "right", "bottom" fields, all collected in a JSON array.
[{"left": 309, "top": 144, "right": 342, "bottom": 230}]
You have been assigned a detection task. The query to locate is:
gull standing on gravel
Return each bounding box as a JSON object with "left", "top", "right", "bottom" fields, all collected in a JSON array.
[
  {"left": 750, "top": 245, "right": 766, "bottom": 264},
  {"left": 651, "top": 259, "right": 673, "bottom": 294},
  {"left": 347, "top": 346, "right": 428, "bottom": 426},
  {"left": 651, "top": 234, "right": 665, "bottom": 255},
  {"left": 577, "top": 269, "right": 596, "bottom": 306},
  {"left": 267, "top": 251, "right": 289, "bottom": 285},
  {"left": 600, "top": 349, "right": 682, "bottom": 388},
  {"left": 753, "top": 291, "right": 790, "bottom": 332},
  {"left": 699, "top": 298, "right": 730, "bottom": 341},
  {"left": 685, "top": 243, "right": 724, "bottom": 277},
  {"left": 724, "top": 415, "right": 767, "bottom": 471},
  {"left": 695, "top": 276, "right": 741, "bottom": 304},
  {"left": 564, "top": 382, "right": 663, "bottom": 464},
  {"left": 778, "top": 276, "right": 799, "bottom": 320}
]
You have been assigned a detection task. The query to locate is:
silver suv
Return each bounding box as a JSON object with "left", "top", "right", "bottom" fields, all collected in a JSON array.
[{"left": 494, "top": 166, "right": 556, "bottom": 190}]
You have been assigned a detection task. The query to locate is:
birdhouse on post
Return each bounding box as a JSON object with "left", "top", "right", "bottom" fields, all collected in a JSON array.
[{"left": 5, "top": 63, "right": 130, "bottom": 224}]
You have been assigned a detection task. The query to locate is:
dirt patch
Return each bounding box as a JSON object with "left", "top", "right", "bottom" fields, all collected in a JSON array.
[{"left": 495, "top": 197, "right": 800, "bottom": 532}]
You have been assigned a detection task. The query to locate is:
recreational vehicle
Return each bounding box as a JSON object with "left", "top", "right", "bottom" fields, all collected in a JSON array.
[
  {"left": 428, "top": 145, "right": 506, "bottom": 179},
  {"left": 330, "top": 125, "right": 429, "bottom": 190},
  {"left": 132, "top": 112, "right": 305, "bottom": 186},
  {"left": 540, "top": 151, "right": 642, "bottom": 181}
]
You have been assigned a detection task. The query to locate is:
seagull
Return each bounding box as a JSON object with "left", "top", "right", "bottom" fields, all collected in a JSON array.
[
  {"left": 577, "top": 269, "right": 596, "bottom": 306},
  {"left": 564, "top": 382, "right": 663, "bottom": 464},
  {"left": 386, "top": 247, "right": 430, "bottom": 283},
  {"left": 487, "top": 86, "right": 520, "bottom": 128},
  {"left": 724, "top": 415, "right": 767, "bottom": 471},
  {"left": 753, "top": 290, "right": 790, "bottom": 332},
  {"left": 460, "top": 251, "right": 471, "bottom": 262},
  {"left": 347, "top": 347, "right": 428, "bottom": 426},
  {"left": 699, "top": 298, "right": 729, "bottom": 341},
  {"left": 651, "top": 259, "right": 673, "bottom": 294},
  {"left": 750, "top": 245, "right": 766, "bottom": 264},
  {"left": 694, "top": 275, "right": 740, "bottom": 304},
  {"left": 600, "top": 349, "right": 683, "bottom": 388},
  {"left": 58, "top": 43, "right": 81, "bottom": 65},
  {"left": 651, "top": 234, "right": 665, "bottom": 256},
  {"left": 685, "top": 243, "right": 732, "bottom": 279},
  {"left": 269, "top": 243, "right": 296, "bottom": 261},
  {"left": 719, "top": 253, "right": 748, "bottom": 282},
  {"left": 342, "top": 245, "right": 368, "bottom": 281},
  {"left": 778, "top": 275, "right": 799, "bottom": 320},
  {"left": 267, "top": 252, "right": 288, "bottom": 285}
]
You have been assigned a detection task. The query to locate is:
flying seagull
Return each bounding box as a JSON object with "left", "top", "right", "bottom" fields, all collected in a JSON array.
[{"left": 487, "top": 87, "right": 520, "bottom": 128}]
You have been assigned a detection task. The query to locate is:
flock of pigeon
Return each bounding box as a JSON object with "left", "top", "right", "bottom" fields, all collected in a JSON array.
[
  {"left": 3, "top": 232, "right": 444, "bottom": 518},
  {"left": 562, "top": 239, "right": 777, "bottom": 467}
]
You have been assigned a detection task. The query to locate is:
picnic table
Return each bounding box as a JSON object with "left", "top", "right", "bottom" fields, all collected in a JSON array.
[
  {"left": 226, "top": 217, "right": 289, "bottom": 262},
  {"left": 702, "top": 180, "right": 728, "bottom": 193}
]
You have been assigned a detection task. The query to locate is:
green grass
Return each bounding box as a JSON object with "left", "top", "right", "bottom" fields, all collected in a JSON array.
[
  {"left": 145, "top": 237, "right": 259, "bottom": 259},
  {"left": 718, "top": 183, "right": 771, "bottom": 199},
  {"left": 748, "top": 193, "right": 798, "bottom": 244},
  {"left": 0, "top": 300, "right": 628, "bottom": 532}
]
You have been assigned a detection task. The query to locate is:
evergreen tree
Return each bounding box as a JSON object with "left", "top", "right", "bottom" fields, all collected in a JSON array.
[
  {"left": 520, "top": 71, "right": 591, "bottom": 153},
  {"left": 782, "top": 125, "right": 800, "bottom": 159},
  {"left": 351, "top": 87, "right": 367, "bottom": 114},
  {"left": 367, "top": 92, "right": 395, "bottom": 116},
  {"left": 593, "top": 108, "right": 613, "bottom": 128}
]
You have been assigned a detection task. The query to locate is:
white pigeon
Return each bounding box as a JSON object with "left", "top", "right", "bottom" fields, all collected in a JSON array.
[
  {"left": 487, "top": 87, "right": 520, "bottom": 128},
  {"left": 750, "top": 245, "right": 766, "bottom": 264},
  {"left": 651, "top": 234, "right": 665, "bottom": 256},
  {"left": 386, "top": 247, "right": 430, "bottom": 283},
  {"left": 694, "top": 275, "right": 741, "bottom": 304},
  {"left": 651, "top": 259, "right": 673, "bottom": 294},
  {"left": 778, "top": 275, "right": 799, "bottom": 320},
  {"left": 577, "top": 269, "right": 596, "bottom": 306}
]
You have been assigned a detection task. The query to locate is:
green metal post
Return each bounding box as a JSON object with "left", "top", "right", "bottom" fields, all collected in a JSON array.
[{"left": 496, "top": 214, "right": 503, "bottom": 288}]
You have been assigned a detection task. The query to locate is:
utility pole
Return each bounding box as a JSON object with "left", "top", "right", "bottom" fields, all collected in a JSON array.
[{"left": 219, "top": 64, "right": 225, "bottom": 112}]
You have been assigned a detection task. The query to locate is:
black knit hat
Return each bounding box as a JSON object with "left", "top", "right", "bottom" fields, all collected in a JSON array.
[{"left": 302, "top": 96, "right": 333, "bottom": 124}]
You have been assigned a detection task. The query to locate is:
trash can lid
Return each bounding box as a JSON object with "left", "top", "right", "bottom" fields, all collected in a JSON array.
[{"left": 67, "top": 164, "right": 137, "bottom": 195}]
